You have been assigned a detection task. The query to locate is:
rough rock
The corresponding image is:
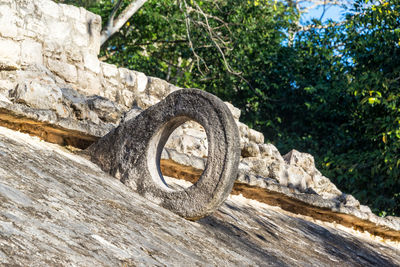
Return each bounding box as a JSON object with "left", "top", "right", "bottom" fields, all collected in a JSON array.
[
  {"left": 10, "top": 76, "right": 63, "bottom": 111},
  {"left": 86, "top": 95, "right": 123, "bottom": 123},
  {"left": 87, "top": 89, "right": 241, "bottom": 220},
  {"left": 1, "top": 126, "right": 400, "bottom": 266},
  {"left": 0, "top": 39, "right": 20, "bottom": 70}
]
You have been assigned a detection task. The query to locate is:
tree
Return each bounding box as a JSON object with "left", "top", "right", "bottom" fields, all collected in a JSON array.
[{"left": 325, "top": 0, "right": 400, "bottom": 215}]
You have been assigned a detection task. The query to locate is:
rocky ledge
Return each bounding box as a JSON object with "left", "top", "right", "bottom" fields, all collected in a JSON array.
[{"left": 0, "top": 126, "right": 399, "bottom": 266}]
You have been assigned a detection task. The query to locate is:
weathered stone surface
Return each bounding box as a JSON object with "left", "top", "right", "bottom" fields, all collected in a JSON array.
[
  {"left": 10, "top": 77, "right": 63, "bottom": 111},
  {"left": 101, "top": 62, "right": 118, "bottom": 78},
  {"left": 77, "top": 69, "right": 102, "bottom": 95},
  {"left": 0, "top": 68, "right": 121, "bottom": 148},
  {"left": 1, "top": 0, "right": 399, "bottom": 246},
  {"left": 47, "top": 58, "right": 77, "bottom": 83},
  {"left": 88, "top": 89, "right": 241, "bottom": 219},
  {"left": 0, "top": 5, "right": 18, "bottom": 38},
  {"left": 0, "top": 39, "right": 20, "bottom": 70},
  {"left": 224, "top": 101, "right": 241, "bottom": 121},
  {"left": 242, "top": 142, "right": 261, "bottom": 157},
  {"left": 1, "top": 126, "right": 400, "bottom": 266},
  {"left": 20, "top": 39, "right": 43, "bottom": 65},
  {"left": 136, "top": 71, "right": 148, "bottom": 92},
  {"left": 234, "top": 171, "right": 400, "bottom": 241},
  {"left": 86, "top": 95, "right": 123, "bottom": 123},
  {"left": 84, "top": 53, "right": 100, "bottom": 74},
  {"left": 164, "top": 120, "right": 208, "bottom": 158}
]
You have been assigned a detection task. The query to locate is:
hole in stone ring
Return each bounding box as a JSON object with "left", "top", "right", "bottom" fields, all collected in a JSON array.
[{"left": 147, "top": 117, "right": 208, "bottom": 191}]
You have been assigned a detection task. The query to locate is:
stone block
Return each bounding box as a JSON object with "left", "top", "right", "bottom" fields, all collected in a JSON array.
[
  {"left": 241, "top": 142, "right": 261, "bottom": 158},
  {"left": 84, "top": 53, "right": 100, "bottom": 73},
  {"left": 21, "top": 39, "right": 43, "bottom": 65},
  {"left": 73, "top": 34, "right": 88, "bottom": 48},
  {"left": 224, "top": 102, "right": 241, "bottom": 121},
  {"left": 0, "top": 38, "right": 20, "bottom": 70},
  {"left": 147, "top": 77, "right": 171, "bottom": 99},
  {"left": 34, "top": 0, "right": 61, "bottom": 19},
  {"left": 248, "top": 128, "right": 264, "bottom": 144},
  {"left": 24, "top": 19, "right": 46, "bottom": 40},
  {"left": 77, "top": 70, "right": 101, "bottom": 95},
  {"left": 259, "top": 143, "right": 284, "bottom": 161},
  {"left": 0, "top": 5, "right": 18, "bottom": 38},
  {"left": 61, "top": 4, "right": 81, "bottom": 20},
  {"left": 86, "top": 95, "right": 123, "bottom": 123},
  {"left": 10, "top": 77, "right": 63, "bottom": 110},
  {"left": 284, "top": 149, "right": 315, "bottom": 175},
  {"left": 47, "top": 21, "right": 70, "bottom": 46},
  {"left": 101, "top": 62, "right": 118, "bottom": 78},
  {"left": 119, "top": 68, "right": 136, "bottom": 90},
  {"left": 115, "top": 89, "right": 135, "bottom": 107},
  {"left": 47, "top": 58, "right": 77, "bottom": 83},
  {"left": 136, "top": 71, "right": 148, "bottom": 93},
  {"left": 86, "top": 12, "right": 101, "bottom": 54}
]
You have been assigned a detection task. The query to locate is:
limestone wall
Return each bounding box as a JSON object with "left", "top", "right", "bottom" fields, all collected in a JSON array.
[
  {"left": 0, "top": 0, "right": 258, "bottom": 151},
  {"left": 0, "top": 0, "right": 182, "bottom": 109}
]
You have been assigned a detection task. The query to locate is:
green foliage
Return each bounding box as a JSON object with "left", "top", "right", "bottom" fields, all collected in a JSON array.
[
  {"left": 321, "top": 0, "right": 400, "bottom": 215},
  {"left": 66, "top": 0, "right": 399, "bottom": 215},
  {"left": 54, "top": 0, "right": 98, "bottom": 8}
]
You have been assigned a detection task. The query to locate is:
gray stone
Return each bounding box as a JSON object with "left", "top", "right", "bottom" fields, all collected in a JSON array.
[
  {"left": 259, "top": 143, "right": 284, "bottom": 161},
  {"left": 87, "top": 89, "right": 241, "bottom": 219},
  {"left": 248, "top": 128, "right": 264, "bottom": 144},
  {"left": 61, "top": 87, "right": 100, "bottom": 124},
  {"left": 46, "top": 58, "right": 77, "bottom": 83},
  {"left": 10, "top": 77, "right": 63, "bottom": 110},
  {"left": 164, "top": 121, "right": 208, "bottom": 159},
  {"left": 224, "top": 101, "right": 241, "bottom": 121},
  {"left": 1, "top": 0, "right": 399, "bottom": 248},
  {"left": 86, "top": 95, "right": 123, "bottom": 123},
  {"left": 241, "top": 142, "right": 261, "bottom": 157},
  {"left": 1, "top": 126, "right": 400, "bottom": 266}
]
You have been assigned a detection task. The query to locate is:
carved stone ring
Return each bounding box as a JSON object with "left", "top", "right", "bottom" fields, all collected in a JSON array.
[{"left": 88, "top": 89, "right": 240, "bottom": 220}]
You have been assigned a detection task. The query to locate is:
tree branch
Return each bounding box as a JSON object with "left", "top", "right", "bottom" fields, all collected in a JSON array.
[{"left": 101, "top": 0, "right": 149, "bottom": 46}]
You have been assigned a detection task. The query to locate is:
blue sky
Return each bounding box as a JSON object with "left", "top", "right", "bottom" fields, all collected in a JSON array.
[{"left": 301, "top": 3, "right": 349, "bottom": 25}]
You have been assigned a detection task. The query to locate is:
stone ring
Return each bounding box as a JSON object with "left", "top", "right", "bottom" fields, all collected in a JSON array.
[{"left": 88, "top": 89, "right": 240, "bottom": 220}]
